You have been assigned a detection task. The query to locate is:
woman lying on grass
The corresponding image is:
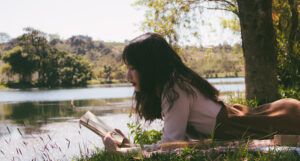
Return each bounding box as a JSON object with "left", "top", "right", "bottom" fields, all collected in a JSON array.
[{"left": 102, "top": 33, "right": 300, "bottom": 152}]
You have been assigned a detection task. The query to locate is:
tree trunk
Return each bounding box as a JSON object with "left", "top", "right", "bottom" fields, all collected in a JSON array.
[
  {"left": 237, "top": 0, "right": 279, "bottom": 104},
  {"left": 288, "top": 0, "right": 299, "bottom": 56}
]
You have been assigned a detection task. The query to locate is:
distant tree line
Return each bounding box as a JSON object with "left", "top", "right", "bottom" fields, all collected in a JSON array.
[
  {"left": 183, "top": 44, "right": 243, "bottom": 78},
  {"left": 0, "top": 28, "right": 92, "bottom": 88},
  {"left": 0, "top": 28, "right": 245, "bottom": 88}
]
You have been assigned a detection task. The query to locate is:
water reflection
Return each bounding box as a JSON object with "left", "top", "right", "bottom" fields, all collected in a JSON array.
[
  {"left": 1, "top": 102, "right": 75, "bottom": 125},
  {"left": 0, "top": 98, "right": 132, "bottom": 127}
]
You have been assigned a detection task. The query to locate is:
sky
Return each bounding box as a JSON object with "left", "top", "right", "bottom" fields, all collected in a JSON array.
[{"left": 0, "top": 0, "right": 241, "bottom": 46}]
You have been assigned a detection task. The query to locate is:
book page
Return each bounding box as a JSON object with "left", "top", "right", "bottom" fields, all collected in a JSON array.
[{"left": 80, "top": 111, "right": 125, "bottom": 145}]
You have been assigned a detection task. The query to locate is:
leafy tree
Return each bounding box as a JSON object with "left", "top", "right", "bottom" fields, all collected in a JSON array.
[
  {"left": 273, "top": 0, "right": 300, "bottom": 88},
  {"left": 135, "top": 0, "right": 279, "bottom": 104},
  {"left": 34, "top": 49, "right": 93, "bottom": 87},
  {"left": 0, "top": 63, "right": 13, "bottom": 83},
  {"left": 57, "top": 52, "right": 93, "bottom": 86},
  {"left": 103, "top": 65, "right": 112, "bottom": 83},
  {"left": 221, "top": 18, "right": 240, "bottom": 33},
  {"left": 2, "top": 46, "right": 38, "bottom": 84},
  {"left": 19, "top": 28, "right": 52, "bottom": 86}
]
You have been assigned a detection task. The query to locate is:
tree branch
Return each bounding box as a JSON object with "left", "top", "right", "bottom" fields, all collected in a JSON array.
[{"left": 205, "top": 7, "right": 238, "bottom": 15}]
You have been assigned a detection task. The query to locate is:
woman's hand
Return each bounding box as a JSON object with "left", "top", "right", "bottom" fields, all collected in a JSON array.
[
  {"left": 102, "top": 132, "right": 119, "bottom": 152},
  {"left": 102, "top": 129, "right": 131, "bottom": 152}
]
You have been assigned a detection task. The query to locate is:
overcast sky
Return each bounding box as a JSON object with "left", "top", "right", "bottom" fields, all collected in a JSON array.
[{"left": 0, "top": 0, "right": 241, "bottom": 46}]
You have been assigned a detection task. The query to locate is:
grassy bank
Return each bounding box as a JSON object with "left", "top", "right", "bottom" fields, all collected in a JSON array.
[{"left": 78, "top": 145, "right": 300, "bottom": 161}]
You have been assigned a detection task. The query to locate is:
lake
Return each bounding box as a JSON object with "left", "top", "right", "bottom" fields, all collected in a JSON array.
[{"left": 0, "top": 77, "right": 244, "bottom": 160}]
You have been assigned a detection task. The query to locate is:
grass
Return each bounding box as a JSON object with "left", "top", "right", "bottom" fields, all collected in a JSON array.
[
  {"left": 279, "top": 86, "right": 300, "bottom": 100},
  {"left": 226, "top": 93, "right": 258, "bottom": 107},
  {"left": 78, "top": 145, "right": 300, "bottom": 161}
]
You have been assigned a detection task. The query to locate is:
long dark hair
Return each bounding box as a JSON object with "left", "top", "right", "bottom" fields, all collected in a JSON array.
[{"left": 122, "top": 33, "right": 219, "bottom": 121}]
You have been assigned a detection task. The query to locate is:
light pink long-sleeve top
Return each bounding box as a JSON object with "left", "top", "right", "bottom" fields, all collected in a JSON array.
[{"left": 161, "top": 84, "right": 222, "bottom": 142}]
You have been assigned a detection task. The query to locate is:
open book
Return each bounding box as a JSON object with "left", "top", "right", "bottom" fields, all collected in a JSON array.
[{"left": 79, "top": 111, "right": 125, "bottom": 146}]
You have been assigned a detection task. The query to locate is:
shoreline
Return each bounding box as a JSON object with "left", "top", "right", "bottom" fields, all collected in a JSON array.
[{"left": 0, "top": 77, "right": 245, "bottom": 91}]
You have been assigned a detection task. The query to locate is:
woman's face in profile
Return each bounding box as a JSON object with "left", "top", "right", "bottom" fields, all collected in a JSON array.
[{"left": 126, "top": 65, "right": 140, "bottom": 92}]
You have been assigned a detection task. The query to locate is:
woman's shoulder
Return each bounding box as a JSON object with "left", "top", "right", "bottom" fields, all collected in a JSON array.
[
  {"left": 162, "top": 81, "right": 199, "bottom": 97},
  {"left": 161, "top": 82, "right": 200, "bottom": 112}
]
